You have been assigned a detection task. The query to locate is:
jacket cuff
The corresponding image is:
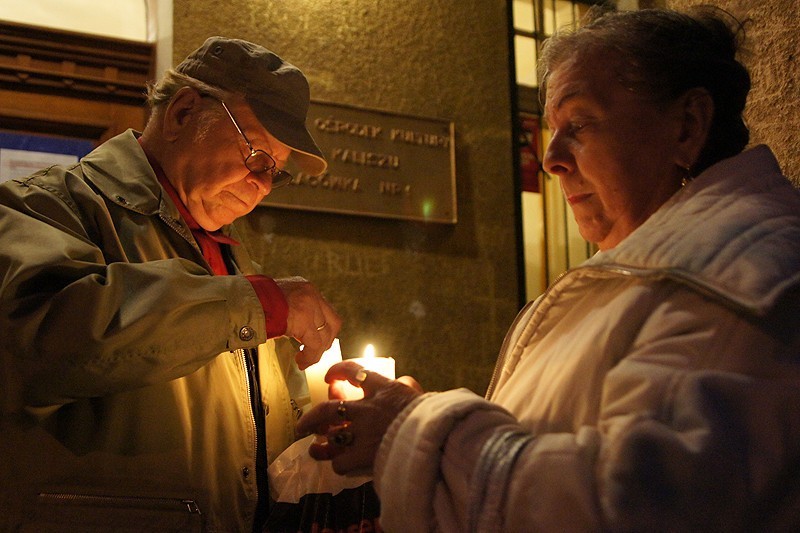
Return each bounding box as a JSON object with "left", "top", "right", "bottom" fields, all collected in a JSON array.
[
  {"left": 246, "top": 275, "right": 289, "bottom": 338},
  {"left": 374, "top": 389, "right": 511, "bottom": 531}
]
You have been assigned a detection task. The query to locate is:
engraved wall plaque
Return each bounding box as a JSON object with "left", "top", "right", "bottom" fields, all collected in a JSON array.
[{"left": 260, "top": 100, "right": 457, "bottom": 224}]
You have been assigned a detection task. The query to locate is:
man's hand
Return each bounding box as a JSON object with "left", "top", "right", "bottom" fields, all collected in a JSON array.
[{"left": 276, "top": 276, "right": 341, "bottom": 369}]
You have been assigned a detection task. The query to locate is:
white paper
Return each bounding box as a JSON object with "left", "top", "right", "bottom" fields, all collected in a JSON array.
[
  {"left": 268, "top": 435, "right": 372, "bottom": 503},
  {"left": 0, "top": 148, "right": 78, "bottom": 183}
]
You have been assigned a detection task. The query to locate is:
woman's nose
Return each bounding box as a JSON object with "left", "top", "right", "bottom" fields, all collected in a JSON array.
[{"left": 542, "top": 132, "right": 573, "bottom": 177}]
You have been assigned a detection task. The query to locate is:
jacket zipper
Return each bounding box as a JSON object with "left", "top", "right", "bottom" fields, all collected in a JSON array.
[
  {"left": 37, "top": 492, "right": 201, "bottom": 514},
  {"left": 484, "top": 298, "right": 537, "bottom": 400},
  {"left": 485, "top": 261, "right": 618, "bottom": 400},
  {"left": 236, "top": 347, "right": 259, "bottom": 497},
  {"left": 484, "top": 261, "right": 753, "bottom": 400},
  {"left": 159, "top": 213, "right": 195, "bottom": 247},
  {"left": 484, "top": 262, "right": 644, "bottom": 400},
  {"left": 485, "top": 265, "right": 575, "bottom": 400}
]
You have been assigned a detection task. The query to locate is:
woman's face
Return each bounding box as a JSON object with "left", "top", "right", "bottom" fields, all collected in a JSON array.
[{"left": 543, "top": 53, "right": 686, "bottom": 250}]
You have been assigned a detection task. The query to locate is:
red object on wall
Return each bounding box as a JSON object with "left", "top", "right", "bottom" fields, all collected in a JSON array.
[{"left": 519, "top": 115, "right": 541, "bottom": 193}]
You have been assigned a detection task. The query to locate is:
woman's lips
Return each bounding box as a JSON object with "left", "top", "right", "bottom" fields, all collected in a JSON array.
[{"left": 567, "top": 193, "right": 592, "bottom": 205}]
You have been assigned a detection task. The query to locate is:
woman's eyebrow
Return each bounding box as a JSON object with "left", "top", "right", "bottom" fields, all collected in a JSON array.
[{"left": 543, "top": 88, "right": 582, "bottom": 123}]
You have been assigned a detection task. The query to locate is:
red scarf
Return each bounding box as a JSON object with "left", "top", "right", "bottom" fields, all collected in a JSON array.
[{"left": 138, "top": 139, "right": 238, "bottom": 275}]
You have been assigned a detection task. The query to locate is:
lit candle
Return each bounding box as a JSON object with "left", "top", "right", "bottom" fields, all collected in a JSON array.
[
  {"left": 353, "top": 343, "right": 396, "bottom": 379},
  {"left": 304, "top": 338, "right": 343, "bottom": 406},
  {"left": 304, "top": 340, "right": 397, "bottom": 404},
  {"left": 337, "top": 343, "right": 396, "bottom": 400}
]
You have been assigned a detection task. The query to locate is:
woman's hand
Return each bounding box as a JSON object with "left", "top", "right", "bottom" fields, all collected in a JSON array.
[{"left": 296, "top": 360, "right": 423, "bottom": 475}]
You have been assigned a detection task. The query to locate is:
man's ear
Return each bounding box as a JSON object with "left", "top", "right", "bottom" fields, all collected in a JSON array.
[
  {"left": 161, "top": 86, "right": 204, "bottom": 141},
  {"left": 675, "top": 87, "right": 714, "bottom": 170}
]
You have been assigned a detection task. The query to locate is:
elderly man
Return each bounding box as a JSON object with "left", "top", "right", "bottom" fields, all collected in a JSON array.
[{"left": 0, "top": 37, "right": 340, "bottom": 532}]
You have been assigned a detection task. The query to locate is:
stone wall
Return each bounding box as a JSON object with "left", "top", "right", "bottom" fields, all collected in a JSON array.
[
  {"left": 173, "top": 0, "right": 521, "bottom": 394},
  {"left": 171, "top": 0, "right": 799, "bottom": 394},
  {"left": 668, "top": 0, "right": 800, "bottom": 185}
]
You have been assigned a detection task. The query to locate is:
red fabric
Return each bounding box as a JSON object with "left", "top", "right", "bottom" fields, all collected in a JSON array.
[
  {"left": 138, "top": 139, "right": 289, "bottom": 338},
  {"left": 246, "top": 275, "right": 289, "bottom": 339},
  {"left": 154, "top": 170, "right": 235, "bottom": 276}
]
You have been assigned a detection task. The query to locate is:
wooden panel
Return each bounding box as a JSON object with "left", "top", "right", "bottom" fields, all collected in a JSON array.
[
  {"left": 0, "top": 20, "right": 153, "bottom": 142},
  {"left": 0, "top": 88, "right": 147, "bottom": 142},
  {"left": 0, "top": 20, "right": 153, "bottom": 104}
]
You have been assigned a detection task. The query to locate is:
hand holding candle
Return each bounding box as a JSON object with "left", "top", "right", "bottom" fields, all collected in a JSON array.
[
  {"left": 333, "top": 343, "right": 395, "bottom": 400},
  {"left": 297, "top": 359, "right": 423, "bottom": 475},
  {"left": 304, "top": 340, "right": 396, "bottom": 405}
]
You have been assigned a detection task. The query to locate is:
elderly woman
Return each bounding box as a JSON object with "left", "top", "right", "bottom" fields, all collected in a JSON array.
[{"left": 297, "top": 6, "right": 800, "bottom": 531}]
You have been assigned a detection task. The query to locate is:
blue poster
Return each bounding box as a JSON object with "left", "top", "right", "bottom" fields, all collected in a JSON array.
[
  {"left": 0, "top": 132, "right": 95, "bottom": 183},
  {"left": 0, "top": 131, "right": 95, "bottom": 157}
]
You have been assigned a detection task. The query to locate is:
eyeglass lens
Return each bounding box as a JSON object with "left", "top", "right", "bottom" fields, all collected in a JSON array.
[
  {"left": 245, "top": 150, "right": 276, "bottom": 174},
  {"left": 219, "top": 99, "right": 293, "bottom": 189},
  {"left": 270, "top": 170, "right": 293, "bottom": 188},
  {"left": 245, "top": 152, "right": 292, "bottom": 188}
]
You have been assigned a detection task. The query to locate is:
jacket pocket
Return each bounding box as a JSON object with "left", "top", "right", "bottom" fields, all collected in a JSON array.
[{"left": 19, "top": 491, "right": 204, "bottom": 532}]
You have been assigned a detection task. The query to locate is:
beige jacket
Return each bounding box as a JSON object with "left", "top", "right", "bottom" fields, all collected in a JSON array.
[
  {"left": 0, "top": 130, "right": 306, "bottom": 532},
  {"left": 375, "top": 146, "right": 800, "bottom": 532}
]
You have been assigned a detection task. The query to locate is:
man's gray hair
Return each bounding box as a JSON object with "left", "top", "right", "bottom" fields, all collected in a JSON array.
[{"left": 146, "top": 69, "right": 230, "bottom": 109}]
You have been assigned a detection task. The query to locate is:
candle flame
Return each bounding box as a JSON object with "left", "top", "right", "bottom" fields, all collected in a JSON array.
[{"left": 363, "top": 343, "right": 376, "bottom": 359}]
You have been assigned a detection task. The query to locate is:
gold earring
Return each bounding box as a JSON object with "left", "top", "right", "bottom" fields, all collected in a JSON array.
[{"left": 680, "top": 165, "right": 693, "bottom": 188}]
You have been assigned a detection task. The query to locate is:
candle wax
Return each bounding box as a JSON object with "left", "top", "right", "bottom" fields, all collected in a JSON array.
[{"left": 304, "top": 339, "right": 342, "bottom": 406}]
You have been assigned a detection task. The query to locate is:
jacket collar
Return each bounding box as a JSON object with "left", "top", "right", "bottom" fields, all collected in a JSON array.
[
  {"left": 79, "top": 129, "right": 254, "bottom": 272},
  {"left": 79, "top": 129, "right": 171, "bottom": 217},
  {"left": 586, "top": 145, "right": 800, "bottom": 315}
]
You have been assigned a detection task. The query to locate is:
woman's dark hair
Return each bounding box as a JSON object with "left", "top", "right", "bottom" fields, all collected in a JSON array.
[{"left": 538, "top": 6, "right": 751, "bottom": 175}]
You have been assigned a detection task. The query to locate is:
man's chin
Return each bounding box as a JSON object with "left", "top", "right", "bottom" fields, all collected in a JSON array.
[
  {"left": 198, "top": 203, "right": 250, "bottom": 231},
  {"left": 196, "top": 213, "right": 229, "bottom": 232}
]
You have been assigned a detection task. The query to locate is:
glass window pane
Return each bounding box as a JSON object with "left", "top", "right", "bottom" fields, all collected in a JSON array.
[
  {"left": 542, "top": 0, "right": 555, "bottom": 36},
  {"left": 514, "top": 35, "right": 538, "bottom": 88},
  {"left": 513, "top": 0, "right": 535, "bottom": 33},
  {"left": 554, "top": 0, "right": 576, "bottom": 32},
  {"left": 521, "top": 191, "right": 546, "bottom": 297}
]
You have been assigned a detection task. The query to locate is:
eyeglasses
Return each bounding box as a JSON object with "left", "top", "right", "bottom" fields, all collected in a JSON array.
[{"left": 218, "top": 100, "right": 293, "bottom": 189}]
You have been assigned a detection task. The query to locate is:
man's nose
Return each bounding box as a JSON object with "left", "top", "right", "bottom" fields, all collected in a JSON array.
[{"left": 246, "top": 171, "right": 272, "bottom": 196}]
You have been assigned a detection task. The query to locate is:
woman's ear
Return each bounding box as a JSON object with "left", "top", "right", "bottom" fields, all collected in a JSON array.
[
  {"left": 161, "top": 86, "right": 204, "bottom": 141},
  {"left": 675, "top": 87, "right": 714, "bottom": 170}
]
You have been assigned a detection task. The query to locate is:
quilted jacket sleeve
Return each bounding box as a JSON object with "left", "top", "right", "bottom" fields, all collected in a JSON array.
[{"left": 373, "top": 288, "right": 800, "bottom": 532}]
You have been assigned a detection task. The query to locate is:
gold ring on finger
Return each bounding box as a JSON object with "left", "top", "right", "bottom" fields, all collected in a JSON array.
[{"left": 336, "top": 400, "right": 348, "bottom": 421}]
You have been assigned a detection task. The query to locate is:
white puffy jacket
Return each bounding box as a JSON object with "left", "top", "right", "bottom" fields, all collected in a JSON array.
[{"left": 375, "top": 145, "right": 800, "bottom": 532}]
